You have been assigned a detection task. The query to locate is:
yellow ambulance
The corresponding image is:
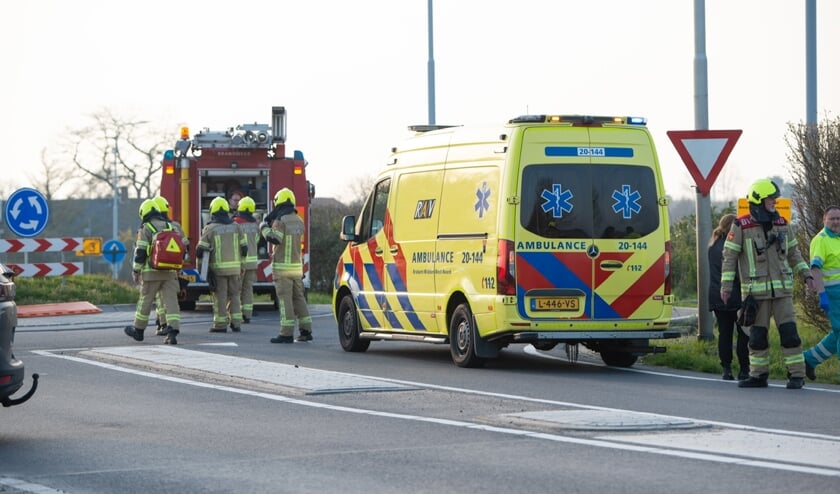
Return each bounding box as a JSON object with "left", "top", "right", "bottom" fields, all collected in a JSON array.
[{"left": 333, "top": 114, "right": 678, "bottom": 368}]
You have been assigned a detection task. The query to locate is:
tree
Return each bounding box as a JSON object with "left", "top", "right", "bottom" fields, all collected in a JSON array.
[
  {"left": 309, "top": 197, "right": 356, "bottom": 294},
  {"left": 669, "top": 202, "right": 736, "bottom": 302},
  {"left": 34, "top": 147, "right": 85, "bottom": 200},
  {"left": 61, "top": 108, "right": 174, "bottom": 199},
  {"left": 786, "top": 115, "right": 840, "bottom": 332}
]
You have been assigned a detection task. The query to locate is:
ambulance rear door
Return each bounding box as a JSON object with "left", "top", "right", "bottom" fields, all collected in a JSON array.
[{"left": 513, "top": 125, "right": 665, "bottom": 323}]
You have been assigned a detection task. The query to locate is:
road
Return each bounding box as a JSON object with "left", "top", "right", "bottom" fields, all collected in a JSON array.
[{"left": 2, "top": 304, "right": 838, "bottom": 493}]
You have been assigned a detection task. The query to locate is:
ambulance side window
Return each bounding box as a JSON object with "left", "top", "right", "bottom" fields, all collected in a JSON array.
[{"left": 357, "top": 178, "right": 391, "bottom": 242}]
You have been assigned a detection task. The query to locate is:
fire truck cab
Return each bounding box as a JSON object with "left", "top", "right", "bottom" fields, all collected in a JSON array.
[{"left": 159, "top": 106, "right": 313, "bottom": 309}]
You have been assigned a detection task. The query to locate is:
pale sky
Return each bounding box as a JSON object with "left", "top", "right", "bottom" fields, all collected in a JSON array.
[{"left": 2, "top": 0, "right": 838, "bottom": 204}]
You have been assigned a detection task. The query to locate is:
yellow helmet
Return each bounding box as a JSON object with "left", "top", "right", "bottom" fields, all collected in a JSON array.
[
  {"left": 747, "top": 178, "right": 780, "bottom": 205},
  {"left": 139, "top": 199, "right": 158, "bottom": 220},
  {"left": 153, "top": 195, "right": 170, "bottom": 213},
  {"left": 209, "top": 196, "right": 230, "bottom": 214},
  {"left": 238, "top": 196, "right": 256, "bottom": 213},
  {"left": 273, "top": 188, "right": 296, "bottom": 206}
]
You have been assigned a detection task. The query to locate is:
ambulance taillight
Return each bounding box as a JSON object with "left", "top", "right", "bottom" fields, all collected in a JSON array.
[{"left": 497, "top": 239, "right": 516, "bottom": 296}]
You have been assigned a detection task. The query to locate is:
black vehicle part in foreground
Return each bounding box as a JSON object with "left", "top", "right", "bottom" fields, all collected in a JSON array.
[{"left": 0, "top": 263, "right": 38, "bottom": 408}]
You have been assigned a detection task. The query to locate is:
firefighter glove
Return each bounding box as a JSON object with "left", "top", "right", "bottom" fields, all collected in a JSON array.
[{"left": 819, "top": 292, "right": 830, "bottom": 313}]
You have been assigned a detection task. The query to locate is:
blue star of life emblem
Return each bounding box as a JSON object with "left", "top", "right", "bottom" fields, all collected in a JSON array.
[
  {"left": 612, "top": 184, "right": 642, "bottom": 219},
  {"left": 540, "top": 184, "right": 574, "bottom": 218},
  {"left": 474, "top": 181, "right": 491, "bottom": 218}
]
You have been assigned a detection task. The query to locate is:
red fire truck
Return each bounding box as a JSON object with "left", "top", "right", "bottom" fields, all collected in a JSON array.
[{"left": 159, "top": 106, "right": 313, "bottom": 309}]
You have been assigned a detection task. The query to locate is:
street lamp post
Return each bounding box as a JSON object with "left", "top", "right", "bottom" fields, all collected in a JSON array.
[{"left": 112, "top": 139, "right": 119, "bottom": 280}]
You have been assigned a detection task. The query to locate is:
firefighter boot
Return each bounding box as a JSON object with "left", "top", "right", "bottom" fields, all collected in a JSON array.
[
  {"left": 805, "top": 361, "right": 816, "bottom": 381},
  {"left": 124, "top": 326, "right": 145, "bottom": 342},
  {"left": 786, "top": 377, "right": 804, "bottom": 389},
  {"left": 738, "top": 373, "right": 768, "bottom": 388},
  {"left": 163, "top": 328, "right": 179, "bottom": 345},
  {"left": 296, "top": 330, "right": 313, "bottom": 342},
  {"left": 155, "top": 318, "right": 166, "bottom": 336}
]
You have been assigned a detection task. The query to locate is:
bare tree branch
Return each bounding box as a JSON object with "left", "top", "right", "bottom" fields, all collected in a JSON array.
[
  {"left": 786, "top": 113, "right": 840, "bottom": 333},
  {"left": 60, "top": 108, "right": 171, "bottom": 199}
]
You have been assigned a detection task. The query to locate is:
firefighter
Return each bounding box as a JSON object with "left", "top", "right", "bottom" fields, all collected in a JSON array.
[
  {"left": 720, "top": 178, "right": 815, "bottom": 389},
  {"left": 195, "top": 196, "right": 247, "bottom": 332},
  {"left": 151, "top": 195, "right": 190, "bottom": 336},
  {"left": 262, "top": 188, "right": 312, "bottom": 343},
  {"left": 233, "top": 196, "right": 260, "bottom": 322},
  {"left": 124, "top": 199, "right": 183, "bottom": 345}
]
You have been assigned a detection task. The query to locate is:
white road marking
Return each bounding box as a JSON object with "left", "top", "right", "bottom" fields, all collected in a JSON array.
[
  {"left": 524, "top": 344, "right": 840, "bottom": 394},
  {"left": 34, "top": 348, "right": 840, "bottom": 478},
  {"left": 0, "top": 476, "right": 65, "bottom": 494}
]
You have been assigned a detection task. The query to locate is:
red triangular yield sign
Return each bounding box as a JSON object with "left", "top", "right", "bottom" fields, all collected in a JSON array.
[{"left": 667, "top": 130, "right": 742, "bottom": 196}]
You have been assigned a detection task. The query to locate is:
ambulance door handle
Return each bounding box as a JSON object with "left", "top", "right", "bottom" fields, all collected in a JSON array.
[
  {"left": 600, "top": 260, "right": 623, "bottom": 270},
  {"left": 390, "top": 247, "right": 399, "bottom": 254},
  {"left": 374, "top": 248, "right": 384, "bottom": 256}
]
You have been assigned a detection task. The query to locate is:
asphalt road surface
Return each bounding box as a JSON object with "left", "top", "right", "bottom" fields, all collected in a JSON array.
[{"left": 2, "top": 304, "right": 838, "bottom": 493}]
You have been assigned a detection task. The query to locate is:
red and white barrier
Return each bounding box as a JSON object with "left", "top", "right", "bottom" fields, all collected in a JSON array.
[
  {"left": 6, "top": 262, "right": 83, "bottom": 277},
  {"left": 0, "top": 237, "right": 83, "bottom": 253}
]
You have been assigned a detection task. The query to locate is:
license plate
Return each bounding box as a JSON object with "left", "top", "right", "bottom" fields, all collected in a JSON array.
[{"left": 532, "top": 296, "right": 579, "bottom": 311}]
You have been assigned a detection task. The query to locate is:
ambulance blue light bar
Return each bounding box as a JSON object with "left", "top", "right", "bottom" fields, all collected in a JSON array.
[{"left": 509, "top": 115, "right": 647, "bottom": 126}]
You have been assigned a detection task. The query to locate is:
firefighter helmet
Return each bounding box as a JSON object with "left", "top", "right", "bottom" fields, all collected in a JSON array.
[
  {"left": 139, "top": 199, "right": 158, "bottom": 220},
  {"left": 747, "top": 179, "right": 781, "bottom": 205},
  {"left": 153, "top": 195, "right": 170, "bottom": 213},
  {"left": 238, "top": 196, "right": 256, "bottom": 213},
  {"left": 273, "top": 188, "right": 296, "bottom": 206},
  {"left": 209, "top": 196, "right": 230, "bottom": 214}
]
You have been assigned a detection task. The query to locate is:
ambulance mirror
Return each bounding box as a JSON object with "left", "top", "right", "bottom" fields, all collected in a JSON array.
[{"left": 340, "top": 215, "right": 356, "bottom": 242}]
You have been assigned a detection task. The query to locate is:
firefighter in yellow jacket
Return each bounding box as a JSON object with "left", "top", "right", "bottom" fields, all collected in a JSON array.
[
  {"left": 151, "top": 195, "right": 190, "bottom": 336},
  {"left": 196, "top": 197, "right": 247, "bottom": 332},
  {"left": 124, "top": 199, "right": 183, "bottom": 345},
  {"left": 262, "top": 188, "right": 312, "bottom": 343},
  {"left": 233, "top": 196, "right": 260, "bottom": 323},
  {"left": 721, "top": 178, "right": 815, "bottom": 389}
]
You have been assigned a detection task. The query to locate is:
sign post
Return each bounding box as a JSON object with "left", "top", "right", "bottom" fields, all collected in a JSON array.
[
  {"left": 4, "top": 188, "right": 49, "bottom": 238},
  {"left": 102, "top": 239, "right": 127, "bottom": 280},
  {"left": 668, "top": 130, "right": 742, "bottom": 341}
]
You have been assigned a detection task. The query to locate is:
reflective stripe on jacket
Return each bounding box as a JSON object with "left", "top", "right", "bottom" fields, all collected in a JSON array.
[
  {"left": 262, "top": 212, "right": 304, "bottom": 278},
  {"left": 721, "top": 214, "right": 810, "bottom": 300},
  {"left": 197, "top": 222, "right": 245, "bottom": 276},
  {"left": 810, "top": 227, "right": 840, "bottom": 287}
]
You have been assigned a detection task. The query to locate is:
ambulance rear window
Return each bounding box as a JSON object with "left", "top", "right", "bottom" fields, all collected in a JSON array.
[{"left": 520, "top": 164, "right": 660, "bottom": 239}]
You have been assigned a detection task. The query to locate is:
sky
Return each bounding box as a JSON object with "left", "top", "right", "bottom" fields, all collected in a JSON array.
[{"left": 2, "top": 0, "right": 839, "bottom": 205}]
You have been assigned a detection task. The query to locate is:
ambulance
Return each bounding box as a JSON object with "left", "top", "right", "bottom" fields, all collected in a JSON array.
[{"left": 333, "top": 114, "right": 679, "bottom": 368}]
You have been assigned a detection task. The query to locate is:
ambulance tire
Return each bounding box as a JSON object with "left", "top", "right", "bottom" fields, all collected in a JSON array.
[
  {"left": 599, "top": 347, "right": 638, "bottom": 368},
  {"left": 337, "top": 295, "right": 370, "bottom": 352},
  {"left": 449, "top": 303, "right": 485, "bottom": 368}
]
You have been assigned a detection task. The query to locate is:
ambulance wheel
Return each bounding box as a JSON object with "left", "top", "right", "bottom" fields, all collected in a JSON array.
[
  {"left": 449, "top": 303, "right": 484, "bottom": 368},
  {"left": 338, "top": 295, "right": 369, "bottom": 352},
  {"left": 600, "top": 349, "right": 638, "bottom": 367}
]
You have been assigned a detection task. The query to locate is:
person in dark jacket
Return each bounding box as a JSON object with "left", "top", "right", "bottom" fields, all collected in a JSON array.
[{"left": 708, "top": 213, "right": 749, "bottom": 380}]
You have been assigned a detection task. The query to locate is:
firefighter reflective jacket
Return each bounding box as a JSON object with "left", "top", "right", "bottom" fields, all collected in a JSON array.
[
  {"left": 133, "top": 217, "right": 185, "bottom": 280},
  {"left": 196, "top": 215, "right": 246, "bottom": 276},
  {"left": 234, "top": 215, "right": 260, "bottom": 270},
  {"left": 721, "top": 214, "right": 810, "bottom": 300},
  {"left": 261, "top": 212, "right": 304, "bottom": 279}
]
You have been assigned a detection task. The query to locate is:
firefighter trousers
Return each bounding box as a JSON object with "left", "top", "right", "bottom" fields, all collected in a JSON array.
[
  {"left": 273, "top": 274, "right": 311, "bottom": 337},
  {"left": 212, "top": 273, "right": 242, "bottom": 330}
]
